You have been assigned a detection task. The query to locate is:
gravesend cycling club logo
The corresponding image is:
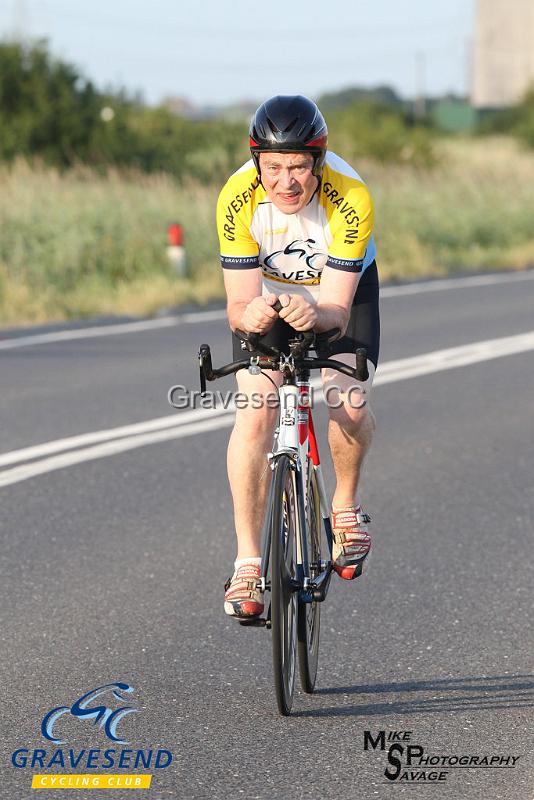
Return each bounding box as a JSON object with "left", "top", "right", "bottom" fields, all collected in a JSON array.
[
  {"left": 263, "top": 238, "right": 324, "bottom": 283},
  {"left": 41, "top": 682, "right": 137, "bottom": 745},
  {"left": 11, "top": 681, "right": 173, "bottom": 790}
]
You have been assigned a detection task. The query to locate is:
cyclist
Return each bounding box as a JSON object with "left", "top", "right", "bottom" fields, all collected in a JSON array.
[{"left": 218, "top": 95, "right": 380, "bottom": 617}]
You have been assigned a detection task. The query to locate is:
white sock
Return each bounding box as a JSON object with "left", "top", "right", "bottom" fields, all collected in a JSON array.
[
  {"left": 233, "top": 557, "right": 261, "bottom": 577},
  {"left": 332, "top": 503, "right": 361, "bottom": 512}
]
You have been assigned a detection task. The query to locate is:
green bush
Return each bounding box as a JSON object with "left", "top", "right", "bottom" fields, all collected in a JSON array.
[
  {"left": 514, "top": 88, "right": 534, "bottom": 147},
  {"left": 0, "top": 40, "right": 114, "bottom": 165},
  {"left": 126, "top": 108, "right": 248, "bottom": 182},
  {"left": 478, "top": 86, "right": 534, "bottom": 148},
  {"left": 0, "top": 40, "right": 248, "bottom": 180},
  {"left": 326, "top": 102, "right": 436, "bottom": 167}
]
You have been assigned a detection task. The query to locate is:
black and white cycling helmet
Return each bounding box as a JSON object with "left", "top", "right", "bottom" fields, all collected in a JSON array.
[{"left": 249, "top": 95, "right": 328, "bottom": 176}]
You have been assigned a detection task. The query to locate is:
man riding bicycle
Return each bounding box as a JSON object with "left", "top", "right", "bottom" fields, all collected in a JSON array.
[{"left": 217, "top": 95, "right": 380, "bottom": 618}]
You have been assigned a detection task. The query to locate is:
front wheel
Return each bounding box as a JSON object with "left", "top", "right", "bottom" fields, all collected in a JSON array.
[
  {"left": 270, "top": 454, "right": 298, "bottom": 716},
  {"left": 297, "top": 464, "right": 321, "bottom": 692}
]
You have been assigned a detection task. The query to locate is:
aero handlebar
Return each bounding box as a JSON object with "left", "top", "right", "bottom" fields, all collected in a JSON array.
[
  {"left": 198, "top": 299, "right": 369, "bottom": 391},
  {"left": 199, "top": 343, "right": 368, "bottom": 396}
]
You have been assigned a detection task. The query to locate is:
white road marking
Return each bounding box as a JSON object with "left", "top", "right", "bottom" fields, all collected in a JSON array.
[
  {"left": 0, "top": 309, "right": 229, "bottom": 350},
  {"left": 379, "top": 269, "right": 534, "bottom": 297},
  {"left": 0, "top": 415, "right": 236, "bottom": 489},
  {"left": 0, "top": 316, "right": 184, "bottom": 350},
  {"left": 1, "top": 329, "right": 534, "bottom": 488},
  {"left": 0, "top": 406, "right": 233, "bottom": 468},
  {"left": 1, "top": 270, "right": 533, "bottom": 350},
  {"left": 375, "top": 330, "right": 534, "bottom": 383}
]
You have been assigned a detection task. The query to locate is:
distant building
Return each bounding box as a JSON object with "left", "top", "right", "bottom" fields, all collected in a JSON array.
[
  {"left": 162, "top": 96, "right": 199, "bottom": 118},
  {"left": 473, "top": 0, "right": 534, "bottom": 108},
  {"left": 431, "top": 98, "right": 477, "bottom": 133}
]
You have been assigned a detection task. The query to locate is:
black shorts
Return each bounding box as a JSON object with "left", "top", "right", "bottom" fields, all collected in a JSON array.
[{"left": 231, "top": 260, "right": 380, "bottom": 368}]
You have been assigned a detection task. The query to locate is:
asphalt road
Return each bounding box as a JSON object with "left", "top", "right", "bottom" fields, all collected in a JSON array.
[{"left": 1, "top": 271, "right": 533, "bottom": 799}]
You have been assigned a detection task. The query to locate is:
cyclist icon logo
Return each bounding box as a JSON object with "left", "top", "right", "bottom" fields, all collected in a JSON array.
[
  {"left": 41, "top": 682, "right": 138, "bottom": 745},
  {"left": 264, "top": 238, "right": 324, "bottom": 271}
]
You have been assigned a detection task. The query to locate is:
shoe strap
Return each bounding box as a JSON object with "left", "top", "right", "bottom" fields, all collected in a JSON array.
[
  {"left": 333, "top": 530, "right": 370, "bottom": 549},
  {"left": 332, "top": 507, "right": 371, "bottom": 529},
  {"left": 224, "top": 564, "right": 260, "bottom": 593}
]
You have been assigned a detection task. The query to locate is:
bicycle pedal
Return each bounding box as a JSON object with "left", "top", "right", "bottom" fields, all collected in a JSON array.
[{"left": 237, "top": 616, "right": 267, "bottom": 627}]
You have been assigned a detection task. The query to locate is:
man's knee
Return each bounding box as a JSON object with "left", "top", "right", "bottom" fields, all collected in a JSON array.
[
  {"left": 233, "top": 372, "right": 281, "bottom": 435},
  {"left": 325, "top": 376, "right": 371, "bottom": 420},
  {"left": 328, "top": 398, "right": 373, "bottom": 435},
  {"left": 322, "top": 355, "right": 375, "bottom": 432},
  {"left": 233, "top": 397, "right": 278, "bottom": 435}
]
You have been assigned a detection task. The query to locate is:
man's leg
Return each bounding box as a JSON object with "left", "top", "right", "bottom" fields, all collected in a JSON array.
[
  {"left": 224, "top": 369, "right": 282, "bottom": 616},
  {"left": 324, "top": 260, "right": 379, "bottom": 507},
  {"left": 227, "top": 369, "right": 282, "bottom": 559},
  {"left": 322, "top": 356, "right": 376, "bottom": 507},
  {"left": 322, "top": 356, "right": 376, "bottom": 579}
]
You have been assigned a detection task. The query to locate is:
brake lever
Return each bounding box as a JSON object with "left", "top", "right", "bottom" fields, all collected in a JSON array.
[
  {"left": 198, "top": 344, "right": 209, "bottom": 394},
  {"left": 235, "top": 329, "right": 260, "bottom": 353},
  {"left": 355, "top": 348, "right": 369, "bottom": 382}
]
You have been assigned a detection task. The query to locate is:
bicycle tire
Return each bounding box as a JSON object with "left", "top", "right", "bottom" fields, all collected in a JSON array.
[
  {"left": 270, "top": 454, "right": 298, "bottom": 716},
  {"left": 297, "top": 464, "right": 321, "bottom": 693}
]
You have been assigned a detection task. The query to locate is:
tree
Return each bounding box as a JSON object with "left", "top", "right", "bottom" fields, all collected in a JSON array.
[{"left": 0, "top": 40, "right": 110, "bottom": 163}]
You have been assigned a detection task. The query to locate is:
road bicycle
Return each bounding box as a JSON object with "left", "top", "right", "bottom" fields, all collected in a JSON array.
[{"left": 198, "top": 311, "right": 368, "bottom": 715}]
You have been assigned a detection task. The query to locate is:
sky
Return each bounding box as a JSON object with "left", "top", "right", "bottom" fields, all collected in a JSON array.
[{"left": 0, "top": 0, "right": 475, "bottom": 107}]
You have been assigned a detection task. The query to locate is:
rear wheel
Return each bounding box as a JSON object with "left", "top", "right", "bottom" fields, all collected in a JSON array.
[
  {"left": 270, "top": 454, "right": 298, "bottom": 716},
  {"left": 297, "top": 464, "right": 321, "bottom": 692}
]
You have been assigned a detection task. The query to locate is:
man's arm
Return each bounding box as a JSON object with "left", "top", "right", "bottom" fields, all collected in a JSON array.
[
  {"left": 311, "top": 175, "right": 373, "bottom": 333},
  {"left": 217, "top": 168, "right": 279, "bottom": 334},
  {"left": 223, "top": 268, "right": 279, "bottom": 334},
  {"left": 315, "top": 265, "right": 361, "bottom": 335}
]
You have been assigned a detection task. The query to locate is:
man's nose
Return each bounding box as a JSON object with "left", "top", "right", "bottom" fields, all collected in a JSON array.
[{"left": 279, "top": 169, "right": 296, "bottom": 189}]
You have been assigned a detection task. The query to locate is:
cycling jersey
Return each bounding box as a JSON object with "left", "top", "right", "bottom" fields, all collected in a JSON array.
[{"left": 216, "top": 151, "right": 376, "bottom": 303}]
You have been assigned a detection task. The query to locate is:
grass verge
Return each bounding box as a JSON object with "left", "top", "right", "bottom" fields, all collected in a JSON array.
[{"left": 1, "top": 137, "right": 533, "bottom": 326}]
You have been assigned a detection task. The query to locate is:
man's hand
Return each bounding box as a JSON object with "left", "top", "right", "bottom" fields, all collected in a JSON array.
[
  {"left": 239, "top": 293, "right": 279, "bottom": 334},
  {"left": 278, "top": 293, "right": 317, "bottom": 331}
]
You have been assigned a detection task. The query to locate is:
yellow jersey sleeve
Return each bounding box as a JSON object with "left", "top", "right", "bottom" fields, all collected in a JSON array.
[
  {"left": 320, "top": 172, "right": 375, "bottom": 272},
  {"left": 216, "top": 164, "right": 263, "bottom": 269}
]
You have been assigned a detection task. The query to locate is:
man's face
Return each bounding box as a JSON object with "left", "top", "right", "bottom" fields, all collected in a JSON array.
[{"left": 258, "top": 152, "right": 318, "bottom": 214}]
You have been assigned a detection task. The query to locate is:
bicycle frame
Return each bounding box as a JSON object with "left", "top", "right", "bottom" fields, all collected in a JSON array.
[{"left": 258, "top": 366, "right": 335, "bottom": 616}]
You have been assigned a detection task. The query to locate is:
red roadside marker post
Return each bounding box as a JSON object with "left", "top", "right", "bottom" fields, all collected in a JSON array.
[{"left": 167, "top": 223, "right": 187, "bottom": 277}]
